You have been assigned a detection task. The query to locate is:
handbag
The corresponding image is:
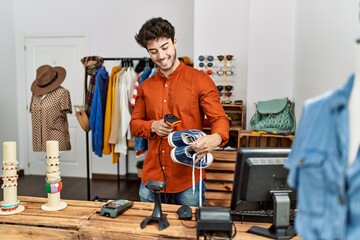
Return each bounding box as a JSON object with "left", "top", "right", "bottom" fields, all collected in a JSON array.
[
  {"left": 74, "top": 58, "right": 92, "bottom": 132},
  {"left": 75, "top": 105, "right": 90, "bottom": 132},
  {"left": 250, "top": 97, "right": 296, "bottom": 134}
]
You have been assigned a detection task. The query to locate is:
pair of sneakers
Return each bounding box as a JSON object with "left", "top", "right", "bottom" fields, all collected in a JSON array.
[{"left": 168, "top": 129, "right": 213, "bottom": 168}]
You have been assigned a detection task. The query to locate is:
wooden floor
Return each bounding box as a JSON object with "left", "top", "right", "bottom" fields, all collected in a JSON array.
[{"left": 0, "top": 174, "right": 141, "bottom": 202}]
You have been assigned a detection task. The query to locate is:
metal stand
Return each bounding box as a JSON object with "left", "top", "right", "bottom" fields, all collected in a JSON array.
[{"left": 247, "top": 192, "right": 296, "bottom": 239}]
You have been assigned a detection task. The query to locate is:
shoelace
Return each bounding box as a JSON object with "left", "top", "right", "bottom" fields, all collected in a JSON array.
[
  {"left": 185, "top": 133, "right": 203, "bottom": 144},
  {"left": 192, "top": 153, "right": 203, "bottom": 207}
]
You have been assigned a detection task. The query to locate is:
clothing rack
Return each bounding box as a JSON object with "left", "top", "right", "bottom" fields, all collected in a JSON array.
[{"left": 84, "top": 57, "right": 152, "bottom": 201}]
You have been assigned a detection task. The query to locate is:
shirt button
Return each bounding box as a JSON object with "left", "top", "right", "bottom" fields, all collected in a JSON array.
[
  {"left": 338, "top": 195, "right": 344, "bottom": 205},
  {"left": 299, "top": 159, "right": 305, "bottom": 165},
  {"left": 162, "top": 150, "right": 165, "bottom": 153},
  {"left": 164, "top": 100, "right": 167, "bottom": 103},
  {"left": 165, "top": 84, "right": 168, "bottom": 87},
  {"left": 162, "top": 167, "right": 165, "bottom": 170}
]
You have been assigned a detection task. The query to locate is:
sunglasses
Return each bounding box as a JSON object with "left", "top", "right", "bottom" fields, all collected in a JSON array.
[
  {"left": 218, "top": 91, "right": 233, "bottom": 97},
  {"left": 216, "top": 85, "right": 234, "bottom": 92},
  {"left": 199, "top": 62, "right": 214, "bottom": 68},
  {"left": 217, "top": 70, "right": 234, "bottom": 76},
  {"left": 198, "top": 55, "right": 214, "bottom": 62},
  {"left": 217, "top": 55, "right": 234, "bottom": 62}
]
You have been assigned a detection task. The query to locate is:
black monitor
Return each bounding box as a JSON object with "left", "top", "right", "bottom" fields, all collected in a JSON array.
[{"left": 230, "top": 148, "right": 296, "bottom": 239}]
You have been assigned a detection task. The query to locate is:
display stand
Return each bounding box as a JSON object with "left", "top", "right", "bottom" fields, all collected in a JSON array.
[
  {"left": 0, "top": 141, "right": 25, "bottom": 215},
  {"left": 41, "top": 141, "right": 67, "bottom": 211}
]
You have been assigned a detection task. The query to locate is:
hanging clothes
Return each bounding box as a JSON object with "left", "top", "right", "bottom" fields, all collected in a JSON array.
[
  {"left": 89, "top": 66, "right": 109, "bottom": 157},
  {"left": 285, "top": 75, "right": 360, "bottom": 239},
  {"left": 30, "top": 86, "right": 72, "bottom": 152},
  {"left": 108, "top": 67, "right": 125, "bottom": 163},
  {"left": 130, "top": 75, "right": 140, "bottom": 108},
  {"left": 114, "top": 66, "right": 138, "bottom": 155},
  {"left": 133, "top": 67, "right": 153, "bottom": 157},
  {"left": 81, "top": 56, "right": 104, "bottom": 116},
  {"left": 103, "top": 66, "right": 121, "bottom": 158}
]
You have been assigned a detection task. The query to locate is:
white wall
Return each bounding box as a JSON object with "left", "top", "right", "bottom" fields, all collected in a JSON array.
[
  {"left": 2, "top": 0, "right": 360, "bottom": 177},
  {"left": 194, "top": 0, "right": 249, "bottom": 117},
  {"left": 0, "top": 1, "right": 18, "bottom": 175},
  {"left": 11, "top": 0, "right": 194, "bottom": 176},
  {"left": 294, "top": 0, "right": 360, "bottom": 118},
  {"left": 194, "top": 0, "right": 295, "bottom": 128},
  {"left": 247, "top": 0, "right": 295, "bottom": 127}
]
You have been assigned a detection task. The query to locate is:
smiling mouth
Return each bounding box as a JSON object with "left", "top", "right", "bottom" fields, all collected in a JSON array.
[{"left": 158, "top": 57, "right": 169, "bottom": 65}]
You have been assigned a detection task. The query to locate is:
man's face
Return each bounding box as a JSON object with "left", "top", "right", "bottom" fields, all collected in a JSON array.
[{"left": 146, "top": 37, "right": 177, "bottom": 74}]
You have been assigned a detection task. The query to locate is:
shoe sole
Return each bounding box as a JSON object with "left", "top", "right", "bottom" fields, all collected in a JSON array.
[{"left": 168, "top": 132, "right": 177, "bottom": 148}]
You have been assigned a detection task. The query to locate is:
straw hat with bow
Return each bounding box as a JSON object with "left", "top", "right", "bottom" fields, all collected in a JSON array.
[{"left": 31, "top": 64, "right": 66, "bottom": 96}]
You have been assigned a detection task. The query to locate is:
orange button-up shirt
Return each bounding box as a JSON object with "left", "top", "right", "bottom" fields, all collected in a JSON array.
[{"left": 130, "top": 62, "right": 229, "bottom": 193}]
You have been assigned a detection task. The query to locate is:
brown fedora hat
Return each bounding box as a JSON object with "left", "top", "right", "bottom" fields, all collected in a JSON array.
[{"left": 31, "top": 65, "right": 66, "bottom": 96}]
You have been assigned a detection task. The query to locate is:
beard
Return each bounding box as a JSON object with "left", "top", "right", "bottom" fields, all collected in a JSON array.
[{"left": 157, "top": 50, "right": 177, "bottom": 72}]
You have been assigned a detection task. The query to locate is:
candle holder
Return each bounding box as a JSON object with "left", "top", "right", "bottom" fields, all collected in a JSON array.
[
  {"left": 41, "top": 141, "right": 67, "bottom": 211},
  {"left": 0, "top": 141, "right": 25, "bottom": 215}
]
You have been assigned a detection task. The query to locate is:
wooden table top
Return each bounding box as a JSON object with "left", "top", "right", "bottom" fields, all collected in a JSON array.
[{"left": 0, "top": 196, "right": 301, "bottom": 240}]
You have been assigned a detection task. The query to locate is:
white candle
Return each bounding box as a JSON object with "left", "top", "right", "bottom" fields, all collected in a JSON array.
[
  {"left": 46, "top": 141, "right": 59, "bottom": 158},
  {"left": 3, "top": 187, "right": 17, "bottom": 204},
  {"left": 2, "top": 141, "right": 18, "bottom": 206},
  {"left": 44, "top": 140, "right": 62, "bottom": 209},
  {"left": 3, "top": 142, "right": 16, "bottom": 162}
]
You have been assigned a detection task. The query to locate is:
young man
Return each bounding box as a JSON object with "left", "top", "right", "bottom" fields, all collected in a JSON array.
[{"left": 130, "top": 17, "right": 229, "bottom": 206}]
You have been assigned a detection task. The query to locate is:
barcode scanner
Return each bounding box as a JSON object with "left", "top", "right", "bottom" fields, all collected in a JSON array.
[{"left": 164, "top": 114, "right": 182, "bottom": 127}]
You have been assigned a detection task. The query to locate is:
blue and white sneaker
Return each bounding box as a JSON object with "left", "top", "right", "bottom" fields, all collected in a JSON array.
[
  {"left": 170, "top": 145, "right": 213, "bottom": 169},
  {"left": 168, "top": 129, "right": 206, "bottom": 148}
]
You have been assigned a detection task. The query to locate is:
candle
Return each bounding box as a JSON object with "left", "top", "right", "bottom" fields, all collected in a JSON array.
[
  {"left": 46, "top": 141, "right": 59, "bottom": 158},
  {"left": 3, "top": 142, "right": 16, "bottom": 162},
  {"left": 2, "top": 141, "right": 18, "bottom": 207}
]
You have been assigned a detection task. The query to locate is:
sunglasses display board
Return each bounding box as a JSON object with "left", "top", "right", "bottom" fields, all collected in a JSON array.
[{"left": 196, "top": 54, "right": 235, "bottom": 104}]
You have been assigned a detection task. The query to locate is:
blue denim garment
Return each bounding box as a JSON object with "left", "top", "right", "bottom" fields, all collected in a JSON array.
[
  {"left": 134, "top": 68, "right": 153, "bottom": 153},
  {"left": 285, "top": 75, "right": 360, "bottom": 240},
  {"left": 89, "top": 67, "right": 109, "bottom": 157},
  {"left": 139, "top": 180, "right": 206, "bottom": 206}
]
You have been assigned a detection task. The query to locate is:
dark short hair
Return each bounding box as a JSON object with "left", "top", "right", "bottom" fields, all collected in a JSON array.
[{"left": 135, "top": 17, "right": 175, "bottom": 49}]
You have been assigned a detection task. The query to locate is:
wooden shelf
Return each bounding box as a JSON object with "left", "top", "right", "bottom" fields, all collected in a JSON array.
[
  {"left": 238, "top": 130, "right": 294, "bottom": 148},
  {"left": 205, "top": 151, "right": 236, "bottom": 207}
]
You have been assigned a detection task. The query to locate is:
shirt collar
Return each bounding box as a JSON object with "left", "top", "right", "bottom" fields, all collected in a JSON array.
[
  {"left": 329, "top": 74, "right": 354, "bottom": 112},
  {"left": 158, "top": 61, "right": 185, "bottom": 79}
]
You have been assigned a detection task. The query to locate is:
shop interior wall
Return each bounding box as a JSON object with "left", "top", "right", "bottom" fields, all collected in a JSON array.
[
  {"left": 195, "top": 0, "right": 295, "bottom": 129},
  {"left": 1, "top": 0, "right": 360, "bottom": 177},
  {"left": 8, "top": 0, "right": 194, "bottom": 176},
  {"left": 293, "top": 0, "right": 360, "bottom": 118},
  {"left": 0, "top": 2, "right": 18, "bottom": 167}
]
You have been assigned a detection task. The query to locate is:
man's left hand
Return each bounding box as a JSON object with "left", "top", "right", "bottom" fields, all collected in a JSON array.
[{"left": 191, "top": 133, "right": 222, "bottom": 162}]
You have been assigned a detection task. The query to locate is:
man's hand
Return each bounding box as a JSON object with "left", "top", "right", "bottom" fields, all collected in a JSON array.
[
  {"left": 151, "top": 119, "right": 173, "bottom": 137},
  {"left": 191, "top": 133, "right": 222, "bottom": 162}
]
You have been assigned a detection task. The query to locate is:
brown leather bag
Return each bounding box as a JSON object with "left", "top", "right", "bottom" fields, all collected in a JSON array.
[
  {"left": 76, "top": 56, "right": 103, "bottom": 132},
  {"left": 75, "top": 105, "right": 90, "bottom": 132}
]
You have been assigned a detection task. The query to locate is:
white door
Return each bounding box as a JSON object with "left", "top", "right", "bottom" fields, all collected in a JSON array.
[{"left": 25, "top": 35, "right": 89, "bottom": 177}]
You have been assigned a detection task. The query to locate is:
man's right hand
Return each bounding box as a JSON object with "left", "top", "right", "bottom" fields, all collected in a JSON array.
[{"left": 151, "top": 119, "right": 173, "bottom": 137}]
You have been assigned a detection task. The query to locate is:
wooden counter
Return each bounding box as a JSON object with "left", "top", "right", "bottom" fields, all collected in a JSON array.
[{"left": 0, "top": 196, "right": 301, "bottom": 239}]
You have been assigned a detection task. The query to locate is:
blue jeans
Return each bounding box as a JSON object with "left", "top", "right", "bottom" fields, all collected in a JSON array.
[{"left": 139, "top": 180, "right": 206, "bottom": 207}]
